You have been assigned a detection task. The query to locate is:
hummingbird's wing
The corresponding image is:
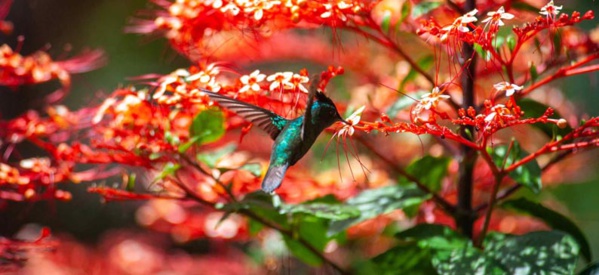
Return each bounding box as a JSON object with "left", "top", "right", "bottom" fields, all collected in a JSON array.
[
  {"left": 261, "top": 162, "right": 289, "bottom": 193},
  {"left": 201, "top": 90, "right": 287, "bottom": 140}
]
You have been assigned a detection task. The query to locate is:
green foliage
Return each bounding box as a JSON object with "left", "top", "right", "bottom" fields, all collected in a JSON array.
[
  {"left": 518, "top": 98, "right": 573, "bottom": 139},
  {"left": 328, "top": 184, "right": 430, "bottom": 235},
  {"left": 182, "top": 108, "right": 225, "bottom": 152},
  {"left": 398, "top": 55, "right": 434, "bottom": 94},
  {"left": 488, "top": 141, "right": 542, "bottom": 193},
  {"left": 280, "top": 202, "right": 360, "bottom": 221},
  {"left": 400, "top": 155, "right": 450, "bottom": 192},
  {"left": 381, "top": 224, "right": 581, "bottom": 274},
  {"left": 502, "top": 198, "right": 591, "bottom": 262},
  {"left": 411, "top": 1, "right": 442, "bottom": 18},
  {"left": 484, "top": 231, "right": 579, "bottom": 274}
]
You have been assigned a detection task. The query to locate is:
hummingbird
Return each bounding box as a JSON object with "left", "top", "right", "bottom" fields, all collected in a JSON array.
[{"left": 201, "top": 80, "right": 346, "bottom": 193}]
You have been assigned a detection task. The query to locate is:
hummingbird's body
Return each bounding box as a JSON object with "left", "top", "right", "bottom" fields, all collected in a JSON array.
[{"left": 201, "top": 84, "right": 344, "bottom": 192}]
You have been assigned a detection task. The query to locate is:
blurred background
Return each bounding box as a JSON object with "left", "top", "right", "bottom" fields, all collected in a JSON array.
[{"left": 0, "top": 0, "right": 598, "bottom": 272}]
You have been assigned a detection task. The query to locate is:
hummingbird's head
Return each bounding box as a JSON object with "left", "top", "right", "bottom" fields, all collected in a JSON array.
[{"left": 311, "top": 91, "right": 347, "bottom": 127}]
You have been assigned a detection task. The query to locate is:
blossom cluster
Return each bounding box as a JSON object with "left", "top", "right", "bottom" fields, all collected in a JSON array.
[{"left": 130, "top": 0, "right": 379, "bottom": 56}]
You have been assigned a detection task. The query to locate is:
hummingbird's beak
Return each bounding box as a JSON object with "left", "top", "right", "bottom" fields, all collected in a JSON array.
[{"left": 338, "top": 116, "right": 349, "bottom": 125}]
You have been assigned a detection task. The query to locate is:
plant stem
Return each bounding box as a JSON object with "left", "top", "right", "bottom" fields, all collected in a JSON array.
[{"left": 455, "top": 0, "right": 478, "bottom": 239}]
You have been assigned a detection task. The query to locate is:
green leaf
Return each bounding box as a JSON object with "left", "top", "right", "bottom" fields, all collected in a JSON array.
[
  {"left": 398, "top": 55, "right": 434, "bottom": 94},
  {"left": 399, "top": 156, "right": 450, "bottom": 192},
  {"left": 189, "top": 108, "right": 225, "bottom": 146},
  {"left": 371, "top": 243, "right": 437, "bottom": 275},
  {"left": 432, "top": 246, "right": 505, "bottom": 275},
  {"left": 487, "top": 141, "right": 542, "bottom": 193},
  {"left": 396, "top": 224, "right": 468, "bottom": 251},
  {"left": 126, "top": 173, "right": 136, "bottom": 191},
  {"left": 280, "top": 203, "right": 361, "bottom": 221},
  {"left": 506, "top": 35, "right": 516, "bottom": 51},
  {"left": 529, "top": 63, "right": 538, "bottom": 84},
  {"left": 329, "top": 184, "right": 430, "bottom": 235},
  {"left": 283, "top": 219, "right": 329, "bottom": 266},
  {"left": 501, "top": 198, "right": 591, "bottom": 262},
  {"left": 411, "top": 1, "right": 442, "bottom": 18},
  {"left": 473, "top": 43, "right": 490, "bottom": 61},
  {"left": 196, "top": 143, "right": 237, "bottom": 167},
  {"left": 221, "top": 191, "right": 288, "bottom": 227},
  {"left": 395, "top": 224, "right": 503, "bottom": 274},
  {"left": 155, "top": 162, "right": 181, "bottom": 181},
  {"left": 380, "top": 12, "right": 391, "bottom": 33},
  {"left": 399, "top": 1, "right": 411, "bottom": 24},
  {"left": 517, "top": 98, "right": 572, "bottom": 139},
  {"left": 484, "top": 231, "right": 580, "bottom": 275},
  {"left": 553, "top": 30, "right": 563, "bottom": 56}
]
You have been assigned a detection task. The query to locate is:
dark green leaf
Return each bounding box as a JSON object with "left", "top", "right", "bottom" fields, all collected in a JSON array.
[
  {"left": 280, "top": 203, "right": 361, "bottom": 221},
  {"left": 501, "top": 198, "right": 591, "bottom": 262},
  {"left": 398, "top": 156, "right": 450, "bottom": 217},
  {"left": 329, "top": 185, "right": 430, "bottom": 235},
  {"left": 372, "top": 243, "right": 437, "bottom": 275},
  {"left": 221, "top": 191, "right": 288, "bottom": 227},
  {"left": 399, "top": 156, "right": 450, "bottom": 192},
  {"left": 283, "top": 219, "right": 329, "bottom": 266},
  {"left": 189, "top": 108, "right": 225, "bottom": 145},
  {"left": 411, "top": 1, "right": 442, "bottom": 18},
  {"left": 553, "top": 30, "right": 563, "bottom": 56},
  {"left": 517, "top": 98, "right": 572, "bottom": 139},
  {"left": 487, "top": 141, "right": 542, "bottom": 193},
  {"left": 432, "top": 246, "right": 505, "bottom": 275},
  {"left": 529, "top": 63, "right": 539, "bottom": 84},
  {"left": 578, "top": 262, "right": 599, "bottom": 275},
  {"left": 396, "top": 224, "right": 468, "bottom": 251},
  {"left": 484, "top": 231, "right": 580, "bottom": 275}
]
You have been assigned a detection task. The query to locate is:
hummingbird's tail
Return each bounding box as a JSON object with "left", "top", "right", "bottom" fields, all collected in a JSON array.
[{"left": 262, "top": 163, "right": 289, "bottom": 193}]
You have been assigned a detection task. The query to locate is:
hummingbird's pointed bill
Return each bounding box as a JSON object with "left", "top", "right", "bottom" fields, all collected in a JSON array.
[{"left": 200, "top": 83, "right": 344, "bottom": 193}]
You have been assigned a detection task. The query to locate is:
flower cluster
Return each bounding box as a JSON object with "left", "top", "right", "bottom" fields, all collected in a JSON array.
[
  {"left": 130, "top": 0, "right": 378, "bottom": 56},
  {"left": 0, "top": 45, "right": 104, "bottom": 102}
]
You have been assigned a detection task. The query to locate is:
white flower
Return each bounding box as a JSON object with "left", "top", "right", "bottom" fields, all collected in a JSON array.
[
  {"left": 442, "top": 9, "right": 478, "bottom": 37},
  {"left": 239, "top": 70, "right": 266, "bottom": 94},
  {"left": 484, "top": 104, "right": 511, "bottom": 122},
  {"left": 266, "top": 72, "right": 293, "bottom": 91},
  {"left": 540, "top": 1, "right": 562, "bottom": 17},
  {"left": 336, "top": 106, "right": 365, "bottom": 137},
  {"left": 493, "top": 81, "right": 523, "bottom": 97},
  {"left": 482, "top": 6, "right": 515, "bottom": 26},
  {"left": 420, "top": 87, "right": 450, "bottom": 110}
]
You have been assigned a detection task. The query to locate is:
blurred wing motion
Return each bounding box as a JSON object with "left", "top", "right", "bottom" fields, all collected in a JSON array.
[
  {"left": 201, "top": 89, "right": 287, "bottom": 140},
  {"left": 262, "top": 163, "right": 289, "bottom": 193}
]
